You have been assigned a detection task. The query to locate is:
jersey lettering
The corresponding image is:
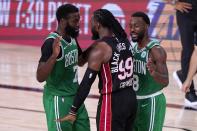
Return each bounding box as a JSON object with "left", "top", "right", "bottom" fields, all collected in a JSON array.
[
  {"left": 111, "top": 52, "right": 120, "bottom": 73},
  {"left": 65, "top": 49, "right": 78, "bottom": 67},
  {"left": 133, "top": 59, "right": 146, "bottom": 75}
]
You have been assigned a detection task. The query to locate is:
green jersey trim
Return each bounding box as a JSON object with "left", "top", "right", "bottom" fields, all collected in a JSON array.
[
  {"left": 133, "top": 39, "right": 160, "bottom": 53},
  {"left": 56, "top": 44, "right": 64, "bottom": 61},
  {"left": 136, "top": 90, "right": 163, "bottom": 99},
  {"left": 145, "top": 39, "right": 160, "bottom": 50},
  {"left": 46, "top": 32, "right": 76, "bottom": 46}
]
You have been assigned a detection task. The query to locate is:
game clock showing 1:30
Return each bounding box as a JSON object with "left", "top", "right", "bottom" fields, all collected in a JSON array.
[{"left": 15, "top": 0, "right": 44, "bottom": 30}]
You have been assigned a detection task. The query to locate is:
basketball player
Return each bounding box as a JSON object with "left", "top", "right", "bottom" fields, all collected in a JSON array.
[
  {"left": 36, "top": 4, "right": 90, "bottom": 131},
  {"left": 57, "top": 9, "right": 137, "bottom": 131},
  {"left": 129, "top": 12, "right": 169, "bottom": 131}
]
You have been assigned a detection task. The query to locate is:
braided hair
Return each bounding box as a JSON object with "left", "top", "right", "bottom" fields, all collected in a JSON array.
[{"left": 93, "top": 9, "right": 127, "bottom": 40}]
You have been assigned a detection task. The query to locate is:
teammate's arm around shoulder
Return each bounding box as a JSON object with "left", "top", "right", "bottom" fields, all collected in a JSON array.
[
  {"left": 36, "top": 36, "right": 62, "bottom": 82},
  {"left": 147, "top": 45, "right": 169, "bottom": 87}
]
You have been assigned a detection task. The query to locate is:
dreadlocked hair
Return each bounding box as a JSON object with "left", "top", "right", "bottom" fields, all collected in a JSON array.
[{"left": 93, "top": 9, "right": 127, "bottom": 40}]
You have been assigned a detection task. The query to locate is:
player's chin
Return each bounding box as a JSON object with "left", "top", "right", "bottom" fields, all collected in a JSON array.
[{"left": 131, "top": 37, "right": 138, "bottom": 42}]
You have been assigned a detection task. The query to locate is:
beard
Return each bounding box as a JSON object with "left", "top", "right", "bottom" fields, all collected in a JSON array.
[
  {"left": 64, "top": 24, "right": 79, "bottom": 38},
  {"left": 91, "top": 28, "right": 99, "bottom": 40},
  {"left": 131, "top": 31, "right": 145, "bottom": 42}
]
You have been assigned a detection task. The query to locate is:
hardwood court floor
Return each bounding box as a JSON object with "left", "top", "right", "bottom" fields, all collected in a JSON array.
[{"left": 0, "top": 43, "right": 196, "bottom": 131}]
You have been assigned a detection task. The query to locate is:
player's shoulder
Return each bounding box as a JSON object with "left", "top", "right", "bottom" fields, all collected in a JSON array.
[
  {"left": 42, "top": 38, "right": 54, "bottom": 49},
  {"left": 149, "top": 38, "right": 165, "bottom": 51},
  {"left": 43, "top": 32, "right": 58, "bottom": 44},
  {"left": 41, "top": 32, "right": 57, "bottom": 50},
  {"left": 44, "top": 32, "right": 60, "bottom": 44},
  {"left": 89, "top": 40, "right": 112, "bottom": 63},
  {"left": 147, "top": 38, "right": 160, "bottom": 49},
  {"left": 46, "top": 32, "right": 59, "bottom": 39},
  {"left": 150, "top": 44, "right": 167, "bottom": 61},
  {"left": 90, "top": 39, "right": 112, "bottom": 58},
  {"left": 93, "top": 39, "right": 111, "bottom": 51}
]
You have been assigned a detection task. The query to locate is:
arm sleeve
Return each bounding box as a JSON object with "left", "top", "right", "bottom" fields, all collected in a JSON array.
[
  {"left": 39, "top": 38, "right": 54, "bottom": 62},
  {"left": 70, "top": 68, "right": 98, "bottom": 114}
]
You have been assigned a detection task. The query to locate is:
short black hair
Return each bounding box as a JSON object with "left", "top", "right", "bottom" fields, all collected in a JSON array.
[
  {"left": 93, "top": 9, "right": 127, "bottom": 40},
  {"left": 56, "top": 4, "right": 79, "bottom": 23},
  {"left": 132, "top": 12, "right": 150, "bottom": 25}
]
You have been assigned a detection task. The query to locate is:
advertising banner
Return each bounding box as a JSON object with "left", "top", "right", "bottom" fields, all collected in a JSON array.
[{"left": 0, "top": 0, "right": 149, "bottom": 48}]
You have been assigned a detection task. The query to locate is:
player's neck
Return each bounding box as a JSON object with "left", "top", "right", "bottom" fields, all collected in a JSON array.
[
  {"left": 56, "top": 28, "right": 71, "bottom": 42},
  {"left": 56, "top": 27, "right": 68, "bottom": 38},
  {"left": 99, "top": 28, "right": 113, "bottom": 39},
  {"left": 138, "top": 35, "right": 150, "bottom": 49}
]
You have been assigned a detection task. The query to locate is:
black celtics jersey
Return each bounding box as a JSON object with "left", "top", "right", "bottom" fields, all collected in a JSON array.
[{"left": 98, "top": 36, "right": 134, "bottom": 94}]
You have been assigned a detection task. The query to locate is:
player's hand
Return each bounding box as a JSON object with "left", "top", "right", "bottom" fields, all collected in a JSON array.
[
  {"left": 175, "top": 2, "right": 192, "bottom": 13},
  {"left": 182, "top": 80, "right": 191, "bottom": 93},
  {"left": 52, "top": 36, "right": 62, "bottom": 58},
  {"left": 147, "top": 58, "right": 156, "bottom": 76},
  {"left": 55, "top": 114, "right": 76, "bottom": 123}
]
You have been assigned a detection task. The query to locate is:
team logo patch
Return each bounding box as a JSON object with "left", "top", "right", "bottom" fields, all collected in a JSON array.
[{"left": 141, "top": 51, "right": 146, "bottom": 58}]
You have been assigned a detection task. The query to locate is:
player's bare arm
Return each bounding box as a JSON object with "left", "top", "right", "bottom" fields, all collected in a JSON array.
[
  {"left": 88, "top": 42, "right": 112, "bottom": 71},
  {"left": 75, "top": 38, "right": 91, "bottom": 66},
  {"left": 36, "top": 37, "right": 61, "bottom": 82},
  {"left": 147, "top": 46, "right": 169, "bottom": 86},
  {"left": 78, "top": 44, "right": 96, "bottom": 67}
]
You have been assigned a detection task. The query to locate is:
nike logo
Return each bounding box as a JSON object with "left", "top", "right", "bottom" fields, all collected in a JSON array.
[
  {"left": 89, "top": 73, "right": 92, "bottom": 78},
  {"left": 62, "top": 98, "right": 64, "bottom": 102},
  {"left": 141, "top": 104, "right": 148, "bottom": 107}
]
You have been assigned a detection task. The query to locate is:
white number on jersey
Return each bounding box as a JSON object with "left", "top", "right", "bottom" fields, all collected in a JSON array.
[
  {"left": 73, "top": 65, "right": 78, "bottom": 83},
  {"left": 118, "top": 57, "right": 133, "bottom": 80},
  {"left": 133, "top": 74, "right": 139, "bottom": 91}
]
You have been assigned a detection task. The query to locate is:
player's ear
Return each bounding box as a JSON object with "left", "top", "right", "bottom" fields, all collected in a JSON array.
[
  {"left": 97, "top": 23, "right": 100, "bottom": 31},
  {"left": 144, "top": 24, "right": 147, "bottom": 30},
  {"left": 60, "top": 18, "right": 67, "bottom": 27},
  {"left": 145, "top": 24, "right": 149, "bottom": 30}
]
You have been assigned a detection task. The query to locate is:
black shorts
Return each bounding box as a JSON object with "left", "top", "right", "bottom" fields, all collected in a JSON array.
[{"left": 96, "top": 87, "right": 137, "bottom": 131}]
